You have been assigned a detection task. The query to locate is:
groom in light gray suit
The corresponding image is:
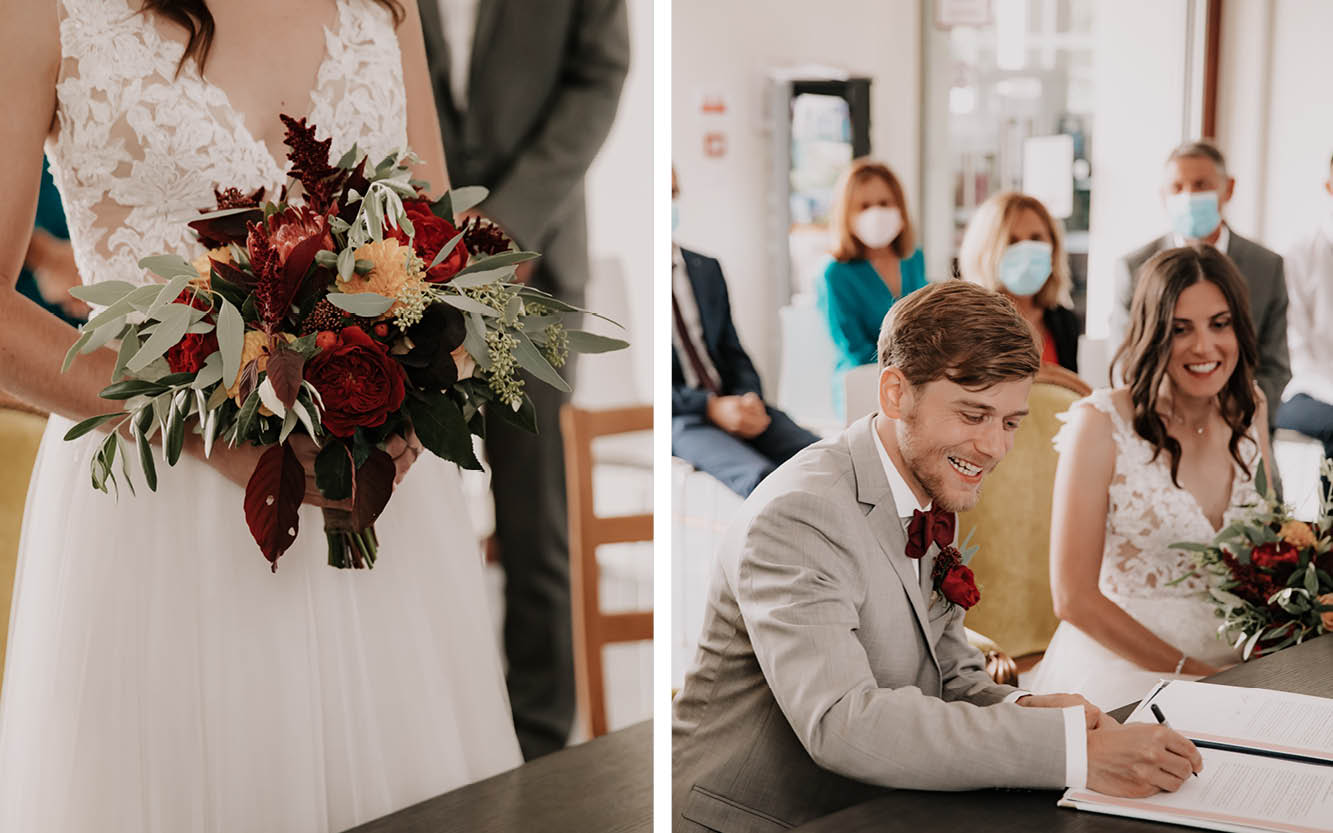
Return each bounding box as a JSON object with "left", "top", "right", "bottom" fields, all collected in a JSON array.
[
  {"left": 673, "top": 282, "right": 1203, "bottom": 832},
  {"left": 417, "top": 0, "right": 629, "bottom": 759}
]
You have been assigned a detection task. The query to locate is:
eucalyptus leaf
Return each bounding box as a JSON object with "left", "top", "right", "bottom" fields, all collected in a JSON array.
[
  {"left": 202, "top": 406, "right": 220, "bottom": 459},
  {"left": 454, "top": 251, "right": 540, "bottom": 275},
  {"left": 83, "top": 315, "right": 127, "bottom": 354},
  {"left": 186, "top": 321, "right": 215, "bottom": 335},
  {"left": 138, "top": 254, "right": 196, "bottom": 281},
  {"left": 233, "top": 389, "right": 261, "bottom": 444},
  {"left": 62, "top": 328, "right": 95, "bottom": 373},
  {"left": 100, "top": 379, "right": 168, "bottom": 400},
  {"left": 335, "top": 143, "right": 360, "bottom": 169},
  {"left": 69, "top": 280, "right": 138, "bottom": 306},
  {"left": 116, "top": 433, "right": 135, "bottom": 497},
  {"left": 63, "top": 412, "right": 126, "bottom": 441},
  {"left": 291, "top": 397, "right": 318, "bottom": 440},
  {"left": 445, "top": 186, "right": 488, "bottom": 216},
  {"left": 429, "top": 231, "right": 466, "bottom": 270},
  {"left": 463, "top": 311, "right": 491, "bottom": 370},
  {"left": 512, "top": 331, "right": 571, "bottom": 393},
  {"left": 278, "top": 406, "right": 299, "bottom": 444},
  {"left": 448, "top": 267, "right": 513, "bottom": 288},
  {"left": 148, "top": 274, "right": 192, "bottom": 317},
  {"left": 191, "top": 351, "right": 224, "bottom": 390},
  {"left": 566, "top": 330, "right": 629, "bottom": 354},
  {"left": 337, "top": 247, "right": 355, "bottom": 282},
  {"left": 314, "top": 250, "right": 339, "bottom": 269},
  {"left": 1242, "top": 629, "right": 1263, "bottom": 660},
  {"left": 327, "top": 292, "right": 394, "bottom": 317},
  {"left": 113, "top": 327, "right": 141, "bottom": 382},
  {"left": 439, "top": 293, "right": 500, "bottom": 318},
  {"left": 257, "top": 376, "right": 287, "bottom": 420},
  {"left": 1305, "top": 562, "right": 1320, "bottom": 596},
  {"left": 206, "top": 384, "right": 231, "bottom": 412},
  {"left": 127, "top": 304, "right": 192, "bottom": 373},
  {"left": 217, "top": 300, "right": 244, "bottom": 392}
]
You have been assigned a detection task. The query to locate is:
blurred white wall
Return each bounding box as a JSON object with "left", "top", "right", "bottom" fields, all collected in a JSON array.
[
  {"left": 1083, "top": 0, "right": 1192, "bottom": 341},
  {"left": 1216, "top": 0, "right": 1333, "bottom": 257},
  {"left": 582, "top": 0, "right": 654, "bottom": 406},
  {"left": 671, "top": 0, "right": 921, "bottom": 383}
]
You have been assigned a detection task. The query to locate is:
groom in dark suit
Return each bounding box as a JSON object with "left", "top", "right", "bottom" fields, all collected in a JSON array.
[
  {"left": 671, "top": 169, "right": 818, "bottom": 497},
  {"left": 417, "top": 0, "right": 629, "bottom": 760},
  {"left": 1110, "top": 140, "right": 1290, "bottom": 413}
]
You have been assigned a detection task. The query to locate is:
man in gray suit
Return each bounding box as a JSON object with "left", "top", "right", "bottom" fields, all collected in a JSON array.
[
  {"left": 417, "top": 0, "right": 629, "bottom": 760},
  {"left": 673, "top": 282, "right": 1202, "bottom": 832},
  {"left": 1111, "top": 140, "right": 1290, "bottom": 411}
]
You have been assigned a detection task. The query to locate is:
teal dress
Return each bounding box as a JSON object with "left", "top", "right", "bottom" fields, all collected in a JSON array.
[
  {"left": 18, "top": 158, "right": 81, "bottom": 325},
  {"left": 815, "top": 249, "right": 927, "bottom": 418}
]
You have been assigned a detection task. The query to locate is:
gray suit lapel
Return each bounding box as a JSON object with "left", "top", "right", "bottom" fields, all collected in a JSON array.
[
  {"left": 469, "top": 0, "right": 504, "bottom": 101},
  {"left": 848, "top": 416, "right": 940, "bottom": 671}
]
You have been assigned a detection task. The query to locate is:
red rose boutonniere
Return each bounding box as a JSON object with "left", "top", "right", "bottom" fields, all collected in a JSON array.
[{"left": 932, "top": 545, "right": 981, "bottom": 610}]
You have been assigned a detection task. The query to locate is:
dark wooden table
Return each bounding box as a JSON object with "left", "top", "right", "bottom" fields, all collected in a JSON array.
[
  {"left": 344, "top": 720, "right": 651, "bottom": 833},
  {"left": 792, "top": 634, "right": 1333, "bottom": 832}
]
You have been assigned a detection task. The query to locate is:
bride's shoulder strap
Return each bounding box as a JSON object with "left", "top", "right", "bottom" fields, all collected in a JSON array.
[{"left": 1052, "top": 387, "right": 1131, "bottom": 456}]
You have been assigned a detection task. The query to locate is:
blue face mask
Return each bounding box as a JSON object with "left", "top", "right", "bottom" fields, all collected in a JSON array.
[
  {"left": 1167, "top": 190, "right": 1221, "bottom": 239},
  {"left": 997, "top": 240, "right": 1053, "bottom": 297},
  {"left": 672, "top": 199, "right": 680, "bottom": 235}
]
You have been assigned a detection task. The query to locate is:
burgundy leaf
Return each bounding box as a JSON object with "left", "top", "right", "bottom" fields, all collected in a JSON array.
[
  {"left": 350, "top": 448, "right": 395, "bottom": 531},
  {"left": 237, "top": 358, "right": 260, "bottom": 404},
  {"left": 265, "top": 344, "right": 305, "bottom": 411},
  {"left": 189, "top": 208, "right": 263, "bottom": 249},
  {"left": 210, "top": 256, "right": 259, "bottom": 290},
  {"left": 243, "top": 443, "right": 306, "bottom": 570},
  {"left": 277, "top": 233, "right": 327, "bottom": 311}
]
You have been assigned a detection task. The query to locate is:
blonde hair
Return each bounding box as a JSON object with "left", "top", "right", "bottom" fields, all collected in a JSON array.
[
  {"left": 957, "top": 191, "right": 1072, "bottom": 310},
  {"left": 829, "top": 158, "right": 916, "bottom": 262}
]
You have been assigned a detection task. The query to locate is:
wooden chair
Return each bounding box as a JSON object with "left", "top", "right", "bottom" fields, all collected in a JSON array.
[
  {"left": 957, "top": 365, "right": 1091, "bottom": 675},
  {"left": 0, "top": 391, "right": 48, "bottom": 695},
  {"left": 560, "top": 404, "right": 653, "bottom": 739}
]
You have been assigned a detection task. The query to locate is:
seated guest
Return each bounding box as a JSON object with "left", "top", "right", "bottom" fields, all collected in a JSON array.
[
  {"left": 1275, "top": 153, "right": 1333, "bottom": 469},
  {"left": 816, "top": 158, "right": 926, "bottom": 418},
  {"left": 671, "top": 168, "right": 818, "bottom": 497},
  {"left": 1111, "top": 140, "right": 1289, "bottom": 412},
  {"left": 958, "top": 190, "right": 1079, "bottom": 372},
  {"left": 1032, "top": 245, "right": 1270, "bottom": 710}
]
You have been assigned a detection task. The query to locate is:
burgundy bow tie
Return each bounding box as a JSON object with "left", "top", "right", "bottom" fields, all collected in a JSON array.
[{"left": 905, "top": 507, "right": 955, "bottom": 560}]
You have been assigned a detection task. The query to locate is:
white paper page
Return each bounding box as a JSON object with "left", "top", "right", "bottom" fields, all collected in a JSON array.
[
  {"left": 1126, "top": 681, "right": 1333, "bottom": 761},
  {"left": 1063, "top": 747, "right": 1333, "bottom": 833}
]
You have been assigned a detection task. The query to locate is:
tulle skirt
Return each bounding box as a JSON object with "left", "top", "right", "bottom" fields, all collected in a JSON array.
[
  {"left": 1028, "top": 593, "right": 1242, "bottom": 712},
  {"left": 0, "top": 416, "right": 520, "bottom": 832}
]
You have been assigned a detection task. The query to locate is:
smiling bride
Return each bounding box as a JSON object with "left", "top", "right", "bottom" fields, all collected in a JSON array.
[{"left": 1029, "top": 244, "right": 1276, "bottom": 711}]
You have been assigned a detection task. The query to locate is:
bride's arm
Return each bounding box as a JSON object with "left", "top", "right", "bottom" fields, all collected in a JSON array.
[
  {"left": 0, "top": 0, "right": 117, "bottom": 420},
  {"left": 1049, "top": 401, "right": 1219, "bottom": 676},
  {"left": 397, "top": 0, "right": 450, "bottom": 195}
]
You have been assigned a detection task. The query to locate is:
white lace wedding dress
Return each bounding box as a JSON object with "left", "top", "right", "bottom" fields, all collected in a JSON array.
[
  {"left": 0, "top": 2, "right": 521, "bottom": 830},
  {"left": 1028, "top": 388, "right": 1256, "bottom": 711}
]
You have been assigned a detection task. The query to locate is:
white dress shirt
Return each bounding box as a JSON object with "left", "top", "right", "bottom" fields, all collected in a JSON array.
[
  {"left": 437, "top": 0, "right": 480, "bottom": 111},
  {"left": 672, "top": 244, "right": 723, "bottom": 392},
  {"left": 871, "top": 417, "right": 1088, "bottom": 789},
  {"left": 1282, "top": 216, "right": 1333, "bottom": 404}
]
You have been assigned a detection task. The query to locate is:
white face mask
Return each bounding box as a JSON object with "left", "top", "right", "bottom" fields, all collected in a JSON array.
[{"left": 853, "top": 206, "right": 904, "bottom": 250}]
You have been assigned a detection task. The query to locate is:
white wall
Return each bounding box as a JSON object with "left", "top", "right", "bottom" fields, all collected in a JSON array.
[
  {"left": 582, "top": 0, "right": 654, "bottom": 405},
  {"left": 1083, "top": 0, "right": 1192, "bottom": 341},
  {"left": 672, "top": 0, "right": 921, "bottom": 383},
  {"left": 1216, "top": 0, "right": 1333, "bottom": 257}
]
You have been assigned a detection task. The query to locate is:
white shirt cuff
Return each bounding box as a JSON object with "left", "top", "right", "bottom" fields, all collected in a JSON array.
[
  {"left": 1001, "top": 689, "right": 1029, "bottom": 705},
  {"left": 1062, "top": 705, "right": 1088, "bottom": 789}
]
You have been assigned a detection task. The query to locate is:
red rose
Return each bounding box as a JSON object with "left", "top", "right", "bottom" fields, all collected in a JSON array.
[
  {"left": 390, "top": 199, "right": 468, "bottom": 282},
  {"left": 1251, "top": 542, "right": 1299, "bottom": 570},
  {"left": 304, "top": 326, "right": 406, "bottom": 438},
  {"left": 166, "top": 331, "right": 219, "bottom": 375},
  {"left": 940, "top": 564, "right": 981, "bottom": 609}
]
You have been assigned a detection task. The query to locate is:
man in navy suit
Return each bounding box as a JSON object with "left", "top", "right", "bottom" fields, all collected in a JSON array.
[{"left": 672, "top": 169, "right": 818, "bottom": 496}]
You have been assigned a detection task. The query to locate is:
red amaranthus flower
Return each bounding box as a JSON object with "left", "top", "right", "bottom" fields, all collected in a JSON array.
[{"left": 280, "top": 114, "right": 346, "bottom": 213}]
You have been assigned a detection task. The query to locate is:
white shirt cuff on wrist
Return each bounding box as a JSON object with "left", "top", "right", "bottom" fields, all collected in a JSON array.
[{"left": 1062, "top": 705, "right": 1088, "bottom": 789}]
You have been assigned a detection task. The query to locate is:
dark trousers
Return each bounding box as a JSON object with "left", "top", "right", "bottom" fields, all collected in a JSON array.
[
  {"left": 1276, "top": 393, "right": 1333, "bottom": 494},
  {"left": 672, "top": 405, "right": 819, "bottom": 497},
  {"left": 486, "top": 360, "right": 576, "bottom": 760}
]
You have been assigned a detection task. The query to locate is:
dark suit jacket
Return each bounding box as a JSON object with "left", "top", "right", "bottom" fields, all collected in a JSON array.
[
  {"left": 1111, "top": 230, "right": 1290, "bottom": 409},
  {"left": 672, "top": 249, "right": 764, "bottom": 418},
  {"left": 418, "top": 0, "right": 629, "bottom": 304},
  {"left": 1043, "top": 305, "right": 1079, "bottom": 373}
]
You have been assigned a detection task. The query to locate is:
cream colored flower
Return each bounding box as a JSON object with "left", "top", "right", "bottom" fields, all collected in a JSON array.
[
  {"left": 340, "top": 239, "right": 425, "bottom": 318},
  {"left": 190, "top": 246, "right": 233, "bottom": 292},
  {"left": 1279, "top": 520, "right": 1317, "bottom": 550}
]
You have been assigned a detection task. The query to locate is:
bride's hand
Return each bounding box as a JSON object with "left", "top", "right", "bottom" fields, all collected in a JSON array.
[
  {"left": 382, "top": 427, "right": 424, "bottom": 486},
  {"left": 1016, "top": 692, "right": 1104, "bottom": 729}
]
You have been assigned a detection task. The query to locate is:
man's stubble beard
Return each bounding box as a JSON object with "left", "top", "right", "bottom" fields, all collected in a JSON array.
[{"left": 899, "top": 403, "right": 981, "bottom": 514}]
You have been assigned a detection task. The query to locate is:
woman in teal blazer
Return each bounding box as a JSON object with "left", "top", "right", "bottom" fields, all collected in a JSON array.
[{"left": 816, "top": 159, "right": 926, "bottom": 418}]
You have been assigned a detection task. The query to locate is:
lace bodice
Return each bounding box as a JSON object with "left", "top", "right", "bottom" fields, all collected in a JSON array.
[
  {"left": 45, "top": 0, "right": 407, "bottom": 288},
  {"left": 1054, "top": 388, "right": 1263, "bottom": 601}
]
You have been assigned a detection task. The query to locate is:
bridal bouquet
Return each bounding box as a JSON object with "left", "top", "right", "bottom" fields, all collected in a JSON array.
[
  {"left": 61, "top": 115, "right": 625, "bottom": 570},
  {"left": 1173, "top": 461, "right": 1333, "bottom": 659}
]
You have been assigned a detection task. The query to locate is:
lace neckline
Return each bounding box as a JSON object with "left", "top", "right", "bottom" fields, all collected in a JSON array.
[
  {"left": 131, "top": 0, "right": 349, "bottom": 179},
  {"left": 1092, "top": 388, "right": 1249, "bottom": 535}
]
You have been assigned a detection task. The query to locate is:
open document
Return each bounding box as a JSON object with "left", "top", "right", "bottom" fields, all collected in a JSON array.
[{"left": 1058, "top": 681, "right": 1333, "bottom": 833}]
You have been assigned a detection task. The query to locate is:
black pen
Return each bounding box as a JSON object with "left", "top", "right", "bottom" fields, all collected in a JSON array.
[{"left": 1150, "top": 704, "right": 1199, "bottom": 777}]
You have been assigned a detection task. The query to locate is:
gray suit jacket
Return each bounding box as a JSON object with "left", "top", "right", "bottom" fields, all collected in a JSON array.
[
  {"left": 672, "top": 416, "right": 1069, "bottom": 833},
  {"left": 417, "top": 0, "right": 629, "bottom": 303},
  {"left": 1110, "top": 230, "right": 1291, "bottom": 409}
]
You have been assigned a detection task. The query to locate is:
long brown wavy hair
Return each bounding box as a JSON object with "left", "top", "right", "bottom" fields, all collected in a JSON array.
[
  {"left": 1110, "top": 245, "right": 1259, "bottom": 487},
  {"left": 143, "top": 0, "right": 406, "bottom": 75}
]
